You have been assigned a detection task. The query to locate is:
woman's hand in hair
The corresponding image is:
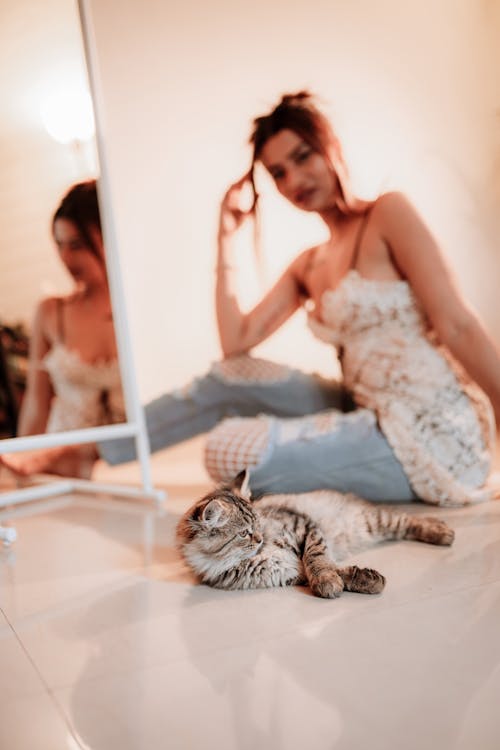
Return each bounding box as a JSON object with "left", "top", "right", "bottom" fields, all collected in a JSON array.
[{"left": 218, "top": 173, "right": 254, "bottom": 238}]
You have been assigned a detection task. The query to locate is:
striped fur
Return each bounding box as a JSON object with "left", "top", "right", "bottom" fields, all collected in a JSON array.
[{"left": 176, "top": 476, "right": 454, "bottom": 598}]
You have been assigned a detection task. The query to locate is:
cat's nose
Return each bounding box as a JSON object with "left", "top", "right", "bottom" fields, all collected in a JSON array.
[{"left": 253, "top": 533, "right": 263, "bottom": 544}]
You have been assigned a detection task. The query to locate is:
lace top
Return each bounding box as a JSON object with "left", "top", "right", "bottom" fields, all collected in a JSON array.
[
  {"left": 307, "top": 269, "right": 495, "bottom": 506},
  {"left": 43, "top": 343, "right": 125, "bottom": 433}
]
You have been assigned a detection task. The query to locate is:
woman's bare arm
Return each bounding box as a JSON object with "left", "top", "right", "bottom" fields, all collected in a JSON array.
[
  {"left": 216, "top": 230, "right": 303, "bottom": 356},
  {"left": 215, "top": 174, "right": 304, "bottom": 357},
  {"left": 17, "top": 299, "right": 54, "bottom": 436},
  {"left": 377, "top": 191, "right": 500, "bottom": 425}
]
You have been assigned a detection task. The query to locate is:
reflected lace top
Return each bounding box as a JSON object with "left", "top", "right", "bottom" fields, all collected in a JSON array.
[
  {"left": 43, "top": 344, "right": 125, "bottom": 433},
  {"left": 307, "top": 270, "right": 495, "bottom": 506}
]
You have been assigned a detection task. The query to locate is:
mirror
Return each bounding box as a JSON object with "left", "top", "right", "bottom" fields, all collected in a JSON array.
[
  {"left": 0, "top": 0, "right": 125, "bottom": 465},
  {"left": 0, "top": 0, "right": 159, "bottom": 500}
]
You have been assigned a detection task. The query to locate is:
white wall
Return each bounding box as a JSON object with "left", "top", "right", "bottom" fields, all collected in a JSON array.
[{"left": 90, "top": 1, "right": 500, "bottom": 398}]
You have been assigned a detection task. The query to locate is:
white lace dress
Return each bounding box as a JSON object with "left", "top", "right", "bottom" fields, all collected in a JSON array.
[
  {"left": 43, "top": 344, "right": 125, "bottom": 433},
  {"left": 307, "top": 269, "right": 495, "bottom": 506}
]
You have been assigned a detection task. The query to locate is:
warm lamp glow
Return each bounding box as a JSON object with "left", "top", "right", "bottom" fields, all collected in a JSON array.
[{"left": 41, "top": 87, "right": 95, "bottom": 144}]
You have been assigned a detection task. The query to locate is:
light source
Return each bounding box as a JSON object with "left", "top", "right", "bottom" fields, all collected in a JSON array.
[
  {"left": 41, "top": 85, "right": 97, "bottom": 178},
  {"left": 41, "top": 86, "right": 95, "bottom": 144}
]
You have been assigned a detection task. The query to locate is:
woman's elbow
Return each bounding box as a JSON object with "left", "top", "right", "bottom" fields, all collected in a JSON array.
[
  {"left": 219, "top": 319, "right": 253, "bottom": 358},
  {"left": 220, "top": 341, "right": 252, "bottom": 359},
  {"left": 434, "top": 310, "right": 476, "bottom": 349}
]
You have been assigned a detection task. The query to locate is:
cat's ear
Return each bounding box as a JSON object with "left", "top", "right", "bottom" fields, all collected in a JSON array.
[
  {"left": 201, "top": 499, "right": 227, "bottom": 527},
  {"left": 230, "top": 469, "right": 252, "bottom": 501}
]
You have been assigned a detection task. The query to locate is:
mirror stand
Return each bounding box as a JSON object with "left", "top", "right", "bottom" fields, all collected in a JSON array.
[{"left": 0, "top": 424, "right": 166, "bottom": 512}]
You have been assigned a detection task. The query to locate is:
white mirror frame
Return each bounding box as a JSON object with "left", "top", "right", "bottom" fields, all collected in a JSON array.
[{"left": 0, "top": 0, "right": 165, "bottom": 511}]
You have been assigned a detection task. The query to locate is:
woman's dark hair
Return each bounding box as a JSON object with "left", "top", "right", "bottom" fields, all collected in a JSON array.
[
  {"left": 249, "top": 91, "right": 368, "bottom": 216},
  {"left": 52, "top": 180, "right": 103, "bottom": 261}
]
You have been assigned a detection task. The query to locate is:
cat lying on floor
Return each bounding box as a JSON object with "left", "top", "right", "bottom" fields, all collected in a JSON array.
[{"left": 176, "top": 472, "right": 454, "bottom": 598}]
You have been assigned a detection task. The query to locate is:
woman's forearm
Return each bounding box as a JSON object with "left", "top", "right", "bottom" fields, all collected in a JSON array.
[
  {"left": 17, "top": 400, "right": 49, "bottom": 436},
  {"left": 442, "top": 314, "right": 500, "bottom": 426},
  {"left": 215, "top": 232, "right": 249, "bottom": 356}
]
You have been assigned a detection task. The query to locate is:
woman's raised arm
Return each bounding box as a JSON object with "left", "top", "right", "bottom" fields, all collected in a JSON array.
[
  {"left": 215, "top": 175, "right": 303, "bottom": 357},
  {"left": 378, "top": 191, "right": 500, "bottom": 426}
]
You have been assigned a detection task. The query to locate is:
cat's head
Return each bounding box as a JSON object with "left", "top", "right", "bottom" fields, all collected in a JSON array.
[{"left": 176, "top": 471, "right": 264, "bottom": 578}]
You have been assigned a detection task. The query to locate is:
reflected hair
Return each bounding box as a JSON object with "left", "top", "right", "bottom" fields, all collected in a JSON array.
[
  {"left": 52, "top": 180, "right": 103, "bottom": 262},
  {"left": 249, "top": 90, "right": 370, "bottom": 216}
]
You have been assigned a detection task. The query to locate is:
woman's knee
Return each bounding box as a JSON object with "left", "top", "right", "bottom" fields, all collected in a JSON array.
[{"left": 204, "top": 415, "right": 275, "bottom": 484}]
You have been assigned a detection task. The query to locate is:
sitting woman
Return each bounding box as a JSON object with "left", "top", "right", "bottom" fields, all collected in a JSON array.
[
  {"left": 1, "top": 180, "right": 125, "bottom": 478},
  {"left": 98, "top": 91, "right": 500, "bottom": 506}
]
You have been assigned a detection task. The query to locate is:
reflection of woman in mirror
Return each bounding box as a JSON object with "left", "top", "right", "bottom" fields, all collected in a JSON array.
[
  {"left": 98, "top": 91, "right": 500, "bottom": 506},
  {"left": 1, "top": 181, "right": 124, "bottom": 478},
  {"left": 100, "top": 91, "right": 500, "bottom": 507}
]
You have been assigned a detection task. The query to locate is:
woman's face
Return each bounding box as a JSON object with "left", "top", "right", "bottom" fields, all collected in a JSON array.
[
  {"left": 259, "top": 129, "right": 337, "bottom": 211},
  {"left": 53, "top": 218, "right": 106, "bottom": 287}
]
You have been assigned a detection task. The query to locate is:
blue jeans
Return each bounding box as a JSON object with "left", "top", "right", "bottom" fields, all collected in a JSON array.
[{"left": 98, "top": 357, "right": 417, "bottom": 502}]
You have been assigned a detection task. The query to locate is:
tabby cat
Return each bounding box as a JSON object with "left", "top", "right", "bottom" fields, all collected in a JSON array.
[{"left": 176, "top": 472, "right": 454, "bottom": 598}]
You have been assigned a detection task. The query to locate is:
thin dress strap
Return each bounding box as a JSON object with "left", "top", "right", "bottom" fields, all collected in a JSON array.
[
  {"left": 55, "top": 298, "right": 65, "bottom": 342},
  {"left": 350, "top": 208, "right": 373, "bottom": 270}
]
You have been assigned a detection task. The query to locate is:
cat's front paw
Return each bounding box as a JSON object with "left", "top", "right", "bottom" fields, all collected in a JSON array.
[
  {"left": 310, "top": 571, "right": 344, "bottom": 599},
  {"left": 338, "top": 565, "right": 386, "bottom": 594},
  {"left": 350, "top": 566, "right": 386, "bottom": 595}
]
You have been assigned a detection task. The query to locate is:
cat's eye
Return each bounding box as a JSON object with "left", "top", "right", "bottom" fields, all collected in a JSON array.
[{"left": 238, "top": 530, "right": 250, "bottom": 538}]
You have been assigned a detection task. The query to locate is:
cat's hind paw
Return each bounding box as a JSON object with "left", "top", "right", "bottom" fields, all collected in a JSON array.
[{"left": 410, "top": 517, "right": 455, "bottom": 546}]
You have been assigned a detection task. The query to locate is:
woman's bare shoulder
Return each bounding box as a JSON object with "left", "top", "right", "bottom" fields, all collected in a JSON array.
[
  {"left": 33, "top": 295, "right": 71, "bottom": 340},
  {"left": 370, "top": 191, "right": 418, "bottom": 224},
  {"left": 373, "top": 190, "right": 412, "bottom": 207},
  {"left": 289, "top": 244, "right": 322, "bottom": 275},
  {"left": 35, "top": 296, "right": 64, "bottom": 320}
]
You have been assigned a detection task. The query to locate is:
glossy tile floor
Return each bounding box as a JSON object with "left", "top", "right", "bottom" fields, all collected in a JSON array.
[{"left": 1, "top": 436, "right": 500, "bottom": 750}]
